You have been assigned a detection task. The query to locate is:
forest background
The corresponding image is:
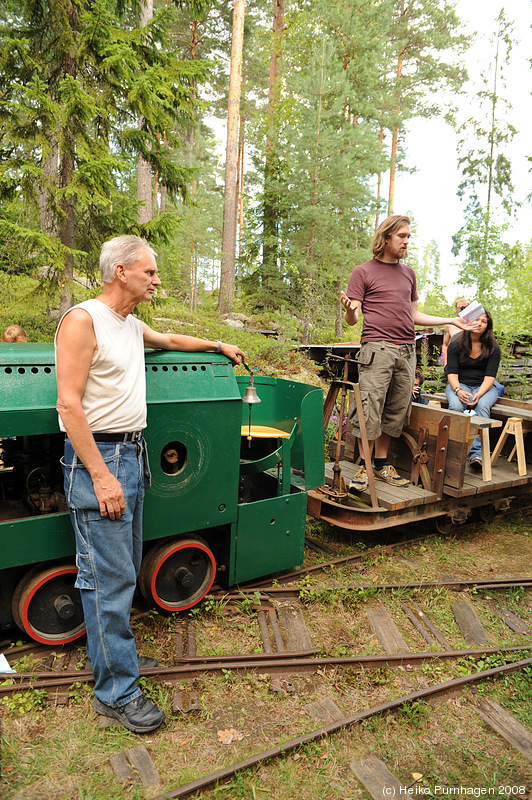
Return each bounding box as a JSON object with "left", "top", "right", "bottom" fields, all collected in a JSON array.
[{"left": 0, "top": 0, "right": 531, "bottom": 357}]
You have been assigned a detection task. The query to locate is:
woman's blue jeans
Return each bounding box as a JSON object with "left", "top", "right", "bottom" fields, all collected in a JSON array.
[
  {"left": 62, "top": 438, "right": 150, "bottom": 708},
  {"left": 445, "top": 382, "right": 499, "bottom": 460}
]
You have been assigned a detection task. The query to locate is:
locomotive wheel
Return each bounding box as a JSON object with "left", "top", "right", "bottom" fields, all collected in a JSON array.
[
  {"left": 11, "top": 564, "right": 86, "bottom": 645},
  {"left": 139, "top": 538, "right": 216, "bottom": 612}
]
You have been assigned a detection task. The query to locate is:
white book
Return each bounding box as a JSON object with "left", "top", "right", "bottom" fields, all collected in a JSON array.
[{"left": 459, "top": 301, "right": 484, "bottom": 322}]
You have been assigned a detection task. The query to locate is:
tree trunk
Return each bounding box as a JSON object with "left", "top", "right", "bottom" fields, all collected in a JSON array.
[
  {"left": 59, "top": 146, "right": 75, "bottom": 317},
  {"left": 388, "top": 123, "right": 398, "bottom": 216},
  {"left": 261, "top": 0, "right": 285, "bottom": 294},
  {"left": 236, "top": 111, "right": 245, "bottom": 295},
  {"left": 58, "top": 1, "right": 77, "bottom": 316},
  {"left": 218, "top": 0, "right": 245, "bottom": 314},
  {"left": 39, "top": 144, "right": 58, "bottom": 236},
  {"left": 136, "top": 0, "right": 154, "bottom": 225},
  {"left": 235, "top": 110, "right": 245, "bottom": 294},
  {"left": 375, "top": 124, "right": 384, "bottom": 230},
  {"left": 388, "top": 1, "right": 405, "bottom": 217},
  {"left": 335, "top": 275, "right": 343, "bottom": 339}
]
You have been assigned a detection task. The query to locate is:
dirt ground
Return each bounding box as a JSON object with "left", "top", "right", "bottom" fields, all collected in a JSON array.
[{"left": 2, "top": 511, "right": 532, "bottom": 800}]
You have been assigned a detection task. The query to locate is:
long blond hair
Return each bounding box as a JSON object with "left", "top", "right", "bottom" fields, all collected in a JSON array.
[{"left": 372, "top": 215, "right": 411, "bottom": 260}]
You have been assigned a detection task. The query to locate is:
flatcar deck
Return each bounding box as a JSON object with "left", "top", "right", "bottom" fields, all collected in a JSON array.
[
  {"left": 309, "top": 392, "right": 532, "bottom": 532},
  {"left": 324, "top": 460, "right": 438, "bottom": 510},
  {"left": 323, "top": 457, "right": 528, "bottom": 508}
]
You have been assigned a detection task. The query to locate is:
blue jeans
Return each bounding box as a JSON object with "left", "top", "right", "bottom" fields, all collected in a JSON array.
[
  {"left": 445, "top": 382, "right": 499, "bottom": 460},
  {"left": 61, "top": 438, "right": 150, "bottom": 708}
]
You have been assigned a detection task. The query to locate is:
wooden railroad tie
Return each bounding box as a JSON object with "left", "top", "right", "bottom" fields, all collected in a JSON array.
[
  {"left": 470, "top": 695, "right": 532, "bottom": 763},
  {"left": 110, "top": 745, "right": 161, "bottom": 787}
]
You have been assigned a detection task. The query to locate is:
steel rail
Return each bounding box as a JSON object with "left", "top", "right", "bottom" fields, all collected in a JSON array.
[
  {"left": 213, "top": 576, "right": 532, "bottom": 600},
  {"left": 148, "top": 656, "right": 532, "bottom": 800},
  {"left": 3, "top": 645, "right": 531, "bottom": 696},
  {"left": 242, "top": 532, "right": 444, "bottom": 587}
]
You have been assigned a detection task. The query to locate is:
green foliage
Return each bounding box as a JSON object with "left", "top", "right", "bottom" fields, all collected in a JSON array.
[
  {"left": 189, "top": 592, "right": 229, "bottom": 619},
  {"left": 0, "top": 683, "right": 48, "bottom": 715},
  {"left": 11, "top": 654, "right": 38, "bottom": 674},
  {"left": 0, "top": 0, "right": 206, "bottom": 290},
  {"left": 398, "top": 698, "right": 431, "bottom": 727},
  {"left": 298, "top": 585, "right": 380, "bottom": 607},
  {"left": 0, "top": 0, "right": 526, "bottom": 343},
  {"left": 236, "top": 591, "right": 262, "bottom": 616},
  {"left": 453, "top": 10, "right": 519, "bottom": 306}
]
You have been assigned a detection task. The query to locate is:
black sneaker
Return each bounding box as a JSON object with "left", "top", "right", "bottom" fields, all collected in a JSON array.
[
  {"left": 469, "top": 456, "right": 482, "bottom": 471},
  {"left": 93, "top": 694, "right": 165, "bottom": 733}
]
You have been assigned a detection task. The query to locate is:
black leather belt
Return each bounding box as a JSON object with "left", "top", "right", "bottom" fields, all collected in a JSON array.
[{"left": 92, "top": 431, "right": 144, "bottom": 443}]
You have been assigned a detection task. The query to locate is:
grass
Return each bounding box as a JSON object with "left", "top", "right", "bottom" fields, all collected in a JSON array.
[{"left": 2, "top": 517, "right": 532, "bottom": 799}]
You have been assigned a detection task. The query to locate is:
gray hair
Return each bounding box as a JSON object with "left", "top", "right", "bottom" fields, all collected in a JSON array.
[{"left": 99, "top": 235, "right": 156, "bottom": 283}]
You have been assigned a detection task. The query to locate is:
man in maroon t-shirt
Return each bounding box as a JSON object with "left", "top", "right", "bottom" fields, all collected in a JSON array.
[{"left": 340, "top": 215, "right": 471, "bottom": 493}]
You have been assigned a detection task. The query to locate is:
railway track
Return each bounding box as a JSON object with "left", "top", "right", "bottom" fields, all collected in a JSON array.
[{"left": 2, "top": 532, "right": 532, "bottom": 798}]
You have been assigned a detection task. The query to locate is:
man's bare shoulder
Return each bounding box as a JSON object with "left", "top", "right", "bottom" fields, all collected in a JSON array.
[
  {"left": 62, "top": 306, "right": 94, "bottom": 326},
  {"left": 445, "top": 322, "right": 461, "bottom": 334},
  {"left": 56, "top": 306, "right": 95, "bottom": 346}
]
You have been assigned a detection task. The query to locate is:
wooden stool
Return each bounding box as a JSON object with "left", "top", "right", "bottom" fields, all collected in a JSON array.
[{"left": 491, "top": 417, "right": 527, "bottom": 476}]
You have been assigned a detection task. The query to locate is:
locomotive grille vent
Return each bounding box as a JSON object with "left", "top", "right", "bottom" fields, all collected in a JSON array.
[
  {"left": 145, "top": 365, "right": 208, "bottom": 373},
  {"left": 3, "top": 366, "right": 53, "bottom": 375}
]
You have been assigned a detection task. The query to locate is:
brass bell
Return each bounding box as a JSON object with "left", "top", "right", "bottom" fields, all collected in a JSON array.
[{"left": 242, "top": 381, "right": 261, "bottom": 404}]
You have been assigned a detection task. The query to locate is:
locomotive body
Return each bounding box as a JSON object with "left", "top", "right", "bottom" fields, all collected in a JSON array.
[{"left": 0, "top": 343, "right": 324, "bottom": 644}]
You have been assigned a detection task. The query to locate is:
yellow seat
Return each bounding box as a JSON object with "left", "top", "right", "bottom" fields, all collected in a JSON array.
[{"left": 240, "top": 425, "right": 290, "bottom": 439}]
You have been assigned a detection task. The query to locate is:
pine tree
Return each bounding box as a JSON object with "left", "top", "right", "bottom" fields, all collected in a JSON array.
[{"left": 0, "top": 0, "right": 205, "bottom": 310}]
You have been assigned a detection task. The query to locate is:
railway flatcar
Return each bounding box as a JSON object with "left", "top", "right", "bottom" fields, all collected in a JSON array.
[
  {"left": 309, "top": 359, "right": 532, "bottom": 532},
  {"left": 0, "top": 343, "right": 324, "bottom": 645}
]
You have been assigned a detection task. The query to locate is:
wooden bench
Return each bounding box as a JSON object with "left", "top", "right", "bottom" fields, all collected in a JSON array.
[
  {"left": 430, "top": 394, "right": 531, "bottom": 476},
  {"left": 400, "top": 403, "right": 500, "bottom": 488}
]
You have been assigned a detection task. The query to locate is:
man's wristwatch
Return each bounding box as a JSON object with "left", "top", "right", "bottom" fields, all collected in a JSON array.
[
  {"left": 216, "top": 340, "right": 222, "bottom": 353},
  {"left": 454, "top": 386, "right": 460, "bottom": 394}
]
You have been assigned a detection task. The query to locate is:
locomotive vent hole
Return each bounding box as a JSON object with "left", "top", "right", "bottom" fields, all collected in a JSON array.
[{"left": 161, "top": 441, "right": 188, "bottom": 475}]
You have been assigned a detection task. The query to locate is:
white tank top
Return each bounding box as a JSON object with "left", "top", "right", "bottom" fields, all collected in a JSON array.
[{"left": 55, "top": 299, "right": 147, "bottom": 433}]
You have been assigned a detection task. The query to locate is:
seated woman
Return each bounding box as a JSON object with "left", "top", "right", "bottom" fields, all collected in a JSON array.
[{"left": 445, "top": 309, "right": 501, "bottom": 471}]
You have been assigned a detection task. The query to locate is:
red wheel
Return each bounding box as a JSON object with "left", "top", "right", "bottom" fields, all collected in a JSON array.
[
  {"left": 11, "top": 564, "right": 85, "bottom": 645},
  {"left": 139, "top": 538, "right": 216, "bottom": 612}
]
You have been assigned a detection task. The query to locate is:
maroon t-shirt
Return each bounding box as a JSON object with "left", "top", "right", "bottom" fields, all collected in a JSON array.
[{"left": 346, "top": 258, "right": 418, "bottom": 345}]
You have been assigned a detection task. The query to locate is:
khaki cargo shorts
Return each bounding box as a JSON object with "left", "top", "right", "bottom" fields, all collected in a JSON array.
[{"left": 348, "top": 340, "right": 416, "bottom": 440}]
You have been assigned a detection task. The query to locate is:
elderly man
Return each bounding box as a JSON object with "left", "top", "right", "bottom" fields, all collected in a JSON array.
[
  {"left": 55, "top": 235, "right": 244, "bottom": 733},
  {"left": 340, "top": 215, "right": 471, "bottom": 494}
]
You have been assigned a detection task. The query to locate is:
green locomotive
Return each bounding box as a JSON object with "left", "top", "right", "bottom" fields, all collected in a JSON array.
[{"left": 0, "top": 343, "right": 324, "bottom": 645}]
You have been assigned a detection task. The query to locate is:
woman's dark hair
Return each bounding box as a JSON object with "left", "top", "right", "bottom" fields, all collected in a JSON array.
[{"left": 456, "top": 310, "right": 496, "bottom": 362}]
